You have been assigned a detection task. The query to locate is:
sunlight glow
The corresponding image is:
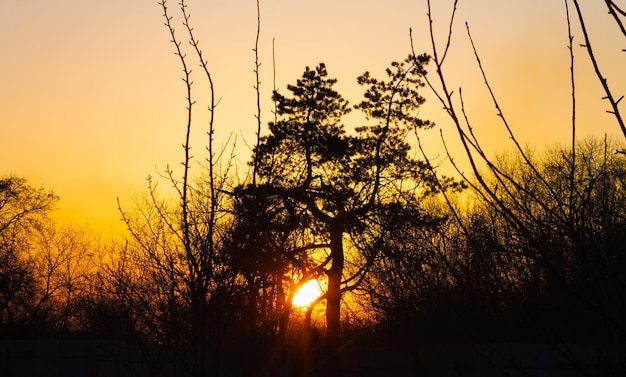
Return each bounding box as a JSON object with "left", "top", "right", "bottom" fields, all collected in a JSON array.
[{"left": 292, "top": 280, "right": 323, "bottom": 309}]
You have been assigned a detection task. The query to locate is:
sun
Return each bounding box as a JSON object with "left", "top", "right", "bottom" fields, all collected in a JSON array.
[{"left": 292, "top": 280, "right": 323, "bottom": 309}]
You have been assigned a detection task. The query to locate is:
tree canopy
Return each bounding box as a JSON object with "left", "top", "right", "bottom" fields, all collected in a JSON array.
[{"left": 236, "top": 55, "right": 454, "bottom": 357}]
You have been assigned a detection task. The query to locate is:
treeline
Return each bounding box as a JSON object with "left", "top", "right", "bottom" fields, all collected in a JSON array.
[
  {"left": 2, "top": 136, "right": 625, "bottom": 374},
  {"left": 368, "top": 137, "right": 626, "bottom": 345}
]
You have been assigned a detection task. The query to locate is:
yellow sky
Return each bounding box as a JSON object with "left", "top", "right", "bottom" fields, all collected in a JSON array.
[{"left": 1, "top": 1, "right": 624, "bottom": 237}]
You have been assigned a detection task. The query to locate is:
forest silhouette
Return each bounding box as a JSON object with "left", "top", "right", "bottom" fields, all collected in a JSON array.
[{"left": 1, "top": 1, "right": 625, "bottom": 376}]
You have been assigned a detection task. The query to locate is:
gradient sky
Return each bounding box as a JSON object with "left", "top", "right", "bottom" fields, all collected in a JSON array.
[{"left": 1, "top": 1, "right": 624, "bottom": 237}]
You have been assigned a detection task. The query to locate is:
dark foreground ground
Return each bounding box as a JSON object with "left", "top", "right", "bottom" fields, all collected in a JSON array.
[{"left": 1, "top": 338, "right": 624, "bottom": 377}]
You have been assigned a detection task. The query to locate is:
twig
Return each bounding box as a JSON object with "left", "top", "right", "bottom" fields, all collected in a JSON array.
[
  {"left": 565, "top": 0, "right": 577, "bottom": 222},
  {"left": 253, "top": 0, "right": 262, "bottom": 186},
  {"left": 159, "top": 0, "right": 194, "bottom": 266}
]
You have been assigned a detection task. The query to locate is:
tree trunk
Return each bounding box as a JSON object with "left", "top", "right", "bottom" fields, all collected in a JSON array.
[
  {"left": 325, "top": 222, "right": 344, "bottom": 373},
  {"left": 190, "top": 292, "right": 209, "bottom": 377}
]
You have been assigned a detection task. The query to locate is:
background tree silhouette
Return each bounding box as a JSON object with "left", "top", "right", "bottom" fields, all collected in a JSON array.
[
  {"left": 412, "top": 0, "right": 626, "bottom": 351},
  {"left": 0, "top": 176, "right": 58, "bottom": 332}
]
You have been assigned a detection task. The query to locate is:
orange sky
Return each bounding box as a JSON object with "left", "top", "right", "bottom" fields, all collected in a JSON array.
[{"left": 1, "top": 1, "right": 624, "bottom": 237}]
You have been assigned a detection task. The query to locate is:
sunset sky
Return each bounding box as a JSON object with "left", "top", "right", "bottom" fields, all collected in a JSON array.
[{"left": 1, "top": 1, "right": 624, "bottom": 237}]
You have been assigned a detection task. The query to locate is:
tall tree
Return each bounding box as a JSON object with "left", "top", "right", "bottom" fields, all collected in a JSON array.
[
  {"left": 116, "top": 1, "right": 238, "bottom": 375},
  {"left": 241, "top": 56, "right": 439, "bottom": 361}
]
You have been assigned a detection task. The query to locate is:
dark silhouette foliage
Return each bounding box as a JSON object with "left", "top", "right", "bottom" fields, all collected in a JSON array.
[{"left": 2, "top": 1, "right": 625, "bottom": 376}]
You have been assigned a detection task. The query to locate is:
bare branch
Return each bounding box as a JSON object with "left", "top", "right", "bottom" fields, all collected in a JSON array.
[
  {"left": 253, "top": 0, "right": 262, "bottom": 186},
  {"left": 605, "top": 0, "right": 626, "bottom": 37},
  {"left": 571, "top": 0, "right": 626, "bottom": 138},
  {"left": 440, "top": 0, "right": 459, "bottom": 64},
  {"left": 565, "top": 0, "right": 577, "bottom": 221}
]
